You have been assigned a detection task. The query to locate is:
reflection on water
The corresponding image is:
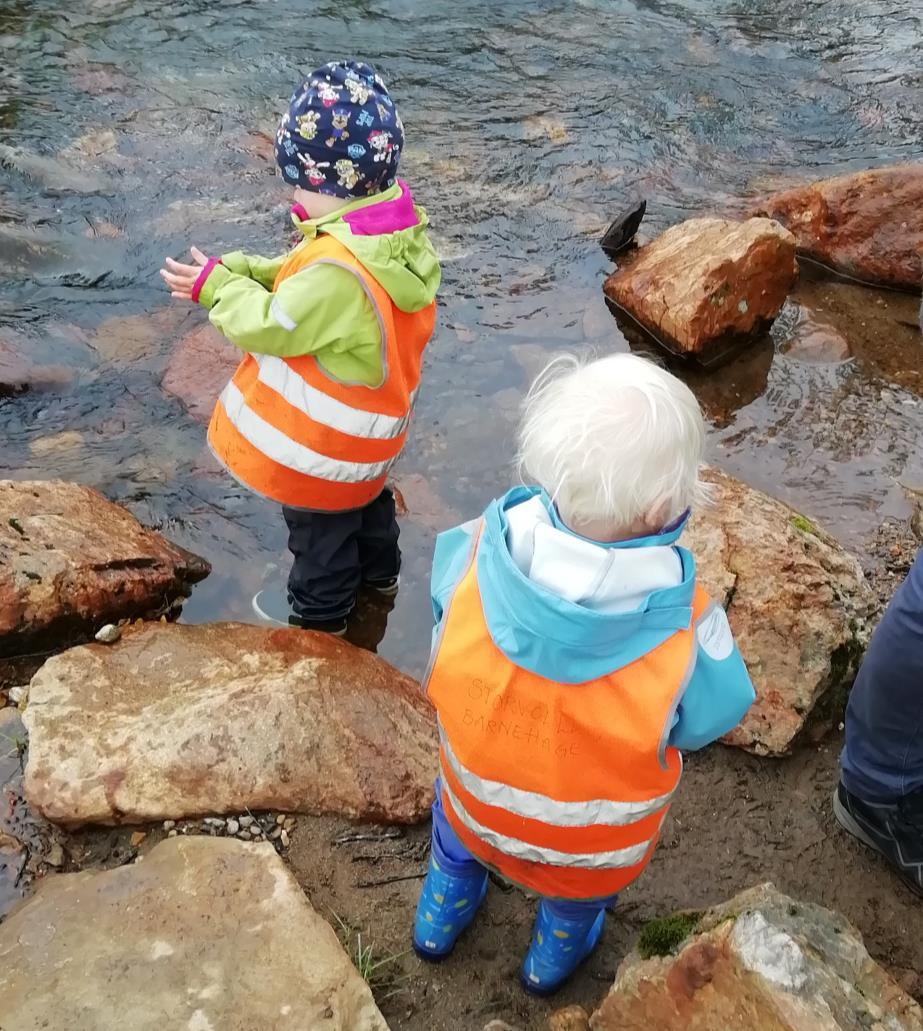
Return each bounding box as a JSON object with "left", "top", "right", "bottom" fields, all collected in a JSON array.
[{"left": 0, "top": 0, "right": 920, "bottom": 675}]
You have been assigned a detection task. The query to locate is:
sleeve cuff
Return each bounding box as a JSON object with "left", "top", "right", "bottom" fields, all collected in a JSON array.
[
  {"left": 219, "top": 250, "right": 249, "bottom": 276},
  {"left": 193, "top": 260, "right": 230, "bottom": 308}
]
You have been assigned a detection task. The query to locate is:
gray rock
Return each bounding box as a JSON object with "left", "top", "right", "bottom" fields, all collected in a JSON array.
[
  {"left": 94, "top": 624, "right": 121, "bottom": 645},
  {"left": 0, "top": 836, "right": 388, "bottom": 1030},
  {"left": 225, "top": 819, "right": 239, "bottom": 835}
]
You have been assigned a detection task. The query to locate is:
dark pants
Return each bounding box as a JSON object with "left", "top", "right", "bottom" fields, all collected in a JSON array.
[
  {"left": 841, "top": 548, "right": 923, "bottom": 802},
  {"left": 283, "top": 488, "right": 400, "bottom": 622}
]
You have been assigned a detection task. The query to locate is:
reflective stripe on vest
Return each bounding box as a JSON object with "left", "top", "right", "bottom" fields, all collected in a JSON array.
[
  {"left": 426, "top": 521, "right": 711, "bottom": 899},
  {"left": 207, "top": 230, "right": 435, "bottom": 510}
]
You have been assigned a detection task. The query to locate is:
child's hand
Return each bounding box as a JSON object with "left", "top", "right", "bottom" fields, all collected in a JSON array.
[{"left": 160, "top": 246, "right": 209, "bottom": 300}]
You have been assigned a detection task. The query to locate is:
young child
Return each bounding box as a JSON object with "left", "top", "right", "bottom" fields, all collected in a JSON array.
[
  {"left": 413, "top": 353, "right": 755, "bottom": 995},
  {"left": 160, "top": 60, "right": 440, "bottom": 634}
]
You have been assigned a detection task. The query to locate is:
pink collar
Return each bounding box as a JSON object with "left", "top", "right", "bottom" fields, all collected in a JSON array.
[{"left": 290, "top": 182, "right": 419, "bottom": 237}]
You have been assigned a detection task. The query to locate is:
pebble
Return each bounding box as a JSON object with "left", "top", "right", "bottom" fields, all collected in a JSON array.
[
  {"left": 276, "top": 813, "right": 286, "bottom": 825},
  {"left": 203, "top": 817, "right": 224, "bottom": 827},
  {"left": 280, "top": 830, "right": 290, "bottom": 848},
  {"left": 168, "top": 829, "right": 178, "bottom": 837},
  {"left": 283, "top": 817, "right": 296, "bottom": 831},
  {"left": 226, "top": 819, "right": 239, "bottom": 835},
  {"left": 45, "top": 842, "right": 65, "bottom": 868},
  {"left": 8, "top": 686, "right": 26, "bottom": 704},
  {"left": 270, "top": 827, "right": 282, "bottom": 841},
  {"left": 94, "top": 623, "right": 122, "bottom": 645},
  {"left": 163, "top": 820, "right": 176, "bottom": 831},
  {"left": 239, "top": 815, "right": 255, "bottom": 828},
  {"left": 129, "top": 831, "right": 147, "bottom": 847}
]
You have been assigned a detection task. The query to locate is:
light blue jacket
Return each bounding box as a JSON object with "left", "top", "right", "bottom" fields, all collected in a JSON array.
[{"left": 430, "top": 487, "right": 755, "bottom": 751}]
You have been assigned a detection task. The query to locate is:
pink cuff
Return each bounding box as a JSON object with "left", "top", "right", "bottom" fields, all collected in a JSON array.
[
  {"left": 191, "top": 258, "right": 221, "bottom": 303},
  {"left": 291, "top": 203, "right": 310, "bottom": 222}
]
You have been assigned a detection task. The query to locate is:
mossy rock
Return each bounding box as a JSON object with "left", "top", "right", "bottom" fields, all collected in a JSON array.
[{"left": 636, "top": 911, "right": 702, "bottom": 959}]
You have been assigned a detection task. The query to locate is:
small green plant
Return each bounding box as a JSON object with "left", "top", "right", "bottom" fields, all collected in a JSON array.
[
  {"left": 789, "top": 514, "right": 818, "bottom": 537},
  {"left": 331, "top": 912, "right": 411, "bottom": 1002},
  {"left": 637, "top": 911, "right": 701, "bottom": 959}
]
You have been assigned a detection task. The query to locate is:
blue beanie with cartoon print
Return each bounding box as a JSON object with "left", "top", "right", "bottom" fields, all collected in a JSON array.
[{"left": 275, "top": 60, "right": 404, "bottom": 199}]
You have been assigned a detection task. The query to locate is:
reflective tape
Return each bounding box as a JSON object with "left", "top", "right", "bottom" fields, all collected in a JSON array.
[
  {"left": 442, "top": 779, "right": 654, "bottom": 870},
  {"left": 269, "top": 296, "right": 296, "bottom": 332},
  {"left": 218, "top": 381, "right": 394, "bottom": 483},
  {"left": 253, "top": 354, "right": 412, "bottom": 441},
  {"left": 440, "top": 726, "right": 674, "bottom": 828}
]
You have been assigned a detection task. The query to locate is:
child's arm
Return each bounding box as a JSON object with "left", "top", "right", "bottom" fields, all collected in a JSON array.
[
  {"left": 219, "top": 250, "right": 286, "bottom": 290},
  {"left": 430, "top": 520, "right": 479, "bottom": 638},
  {"left": 667, "top": 601, "right": 755, "bottom": 751},
  {"left": 159, "top": 248, "right": 377, "bottom": 359}
]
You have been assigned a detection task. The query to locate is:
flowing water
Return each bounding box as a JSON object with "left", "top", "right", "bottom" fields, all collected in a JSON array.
[{"left": 0, "top": 0, "right": 921, "bottom": 682}]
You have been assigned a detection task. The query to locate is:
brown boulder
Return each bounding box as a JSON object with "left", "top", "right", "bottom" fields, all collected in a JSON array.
[
  {"left": 751, "top": 164, "right": 923, "bottom": 290},
  {"left": 0, "top": 836, "right": 389, "bottom": 1030},
  {"left": 0, "top": 480, "right": 208, "bottom": 659},
  {"left": 162, "top": 322, "right": 241, "bottom": 422},
  {"left": 590, "top": 884, "right": 923, "bottom": 1031},
  {"left": 687, "top": 469, "right": 873, "bottom": 755},
  {"left": 23, "top": 621, "right": 437, "bottom": 827},
  {"left": 603, "top": 218, "right": 797, "bottom": 359}
]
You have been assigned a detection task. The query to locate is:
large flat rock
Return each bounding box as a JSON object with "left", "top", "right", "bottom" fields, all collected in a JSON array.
[
  {"left": 0, "top": 835, "right": 390, "bottom": 1031},
  {"left": 752, "top": 163, "right": 923, "bottom": 290},
  {"left": 23, "top": 621, "right": 437, "bottom": 827},
  {"left": 688, "top": 469, "right": 874, "bottom": 755},
  {"left": 603, "top": 217, "right": 797, "bottom": 360},
  {"left": 591, "top": 883, "right": 923, "bottom": 1030},
  {"left": 0, "top": 480, "right": 209, "bottom": 659}
]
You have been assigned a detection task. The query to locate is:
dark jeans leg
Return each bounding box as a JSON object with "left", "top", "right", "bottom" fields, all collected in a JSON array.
[
  {"left": 282, "top": 506, "right": 363, "bottom": 622},
  {"left": 841, "top": 548, "right": 923, "bottom": 801},
  {"left": 358, "top": 488, "right": 401, "bottom": 585}
]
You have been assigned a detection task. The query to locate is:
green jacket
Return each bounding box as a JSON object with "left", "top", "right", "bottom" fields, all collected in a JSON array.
[{"left": 197, "top": 183, "right": 441, "bottom": 387}]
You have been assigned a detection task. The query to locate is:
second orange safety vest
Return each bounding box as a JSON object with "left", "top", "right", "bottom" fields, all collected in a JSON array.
[
  {"left": 426, "top": 524, "right": 711, "bottom": 900},
  {"left": 208, "top": 233, "right": 435, "bottom": 511}
]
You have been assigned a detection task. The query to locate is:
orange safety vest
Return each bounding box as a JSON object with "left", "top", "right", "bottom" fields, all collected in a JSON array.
[
  {"left": 207, "top": 234, "right": 435, "bottom": 511},
  {"left": 426, "top": 525, "right": 710, "bottom": 900}
]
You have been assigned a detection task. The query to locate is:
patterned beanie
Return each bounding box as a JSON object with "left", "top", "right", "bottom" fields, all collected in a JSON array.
[{"left": 275, "top": 60, "right": 404, "bottom": 199}]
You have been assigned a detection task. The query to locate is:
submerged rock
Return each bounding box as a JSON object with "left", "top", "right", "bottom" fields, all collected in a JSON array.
[
  {"left": 687, "top": 468, "right": 873, "bottom": 755},
  {"left": 751, "top": 164, "right": 923, "bottom": 291},
  {"left": 603, "top": 217, "right": 797, "bottom": 361},
  {"left": 161, "top": 322, "right": 240, "bottom": 422},
  {"left": 23, "top": 621, "right": 437, "bottom": 827},
  {"left": 0, "top": 481, "right": 209, "bottom": 660},
  {"left": 590, "top": 883, "right": 923, "bottom": 1030},
  {"left": 0, "top": 836, "right": 389, "bottom": 1031},
  {"left": 0, "top": 334, "right": 73, "bottom": 397},
  {"left": 779, "top": 310, "right": 853, "bottom": 364}
]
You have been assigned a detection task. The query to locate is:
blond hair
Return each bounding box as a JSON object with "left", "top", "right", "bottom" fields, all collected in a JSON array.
[{"left": 519, "top": 352, "right": 706, "bottom": 530}]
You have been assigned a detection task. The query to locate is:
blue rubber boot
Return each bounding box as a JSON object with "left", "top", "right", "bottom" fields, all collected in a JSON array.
[
  {"left": 412, "top": 854, "right": 488, "bottom": 961},
  {"left": 520, "top": 901, "right": 606, "bottom": 996}
]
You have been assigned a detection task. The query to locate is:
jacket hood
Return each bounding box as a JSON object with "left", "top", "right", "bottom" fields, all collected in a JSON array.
[
  {"left": 475, "top": 487, "right": 698, "bottom": 683},
  {"left": 291, "top": 180, "right": 441, "bottom": 313}
]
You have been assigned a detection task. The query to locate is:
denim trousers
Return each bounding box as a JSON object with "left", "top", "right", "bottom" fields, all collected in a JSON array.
[{"left": 841, "top": 548, "right": 923, "bottom": 802}]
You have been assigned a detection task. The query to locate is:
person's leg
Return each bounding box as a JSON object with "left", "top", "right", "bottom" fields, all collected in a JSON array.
[
  {"left": 357, "top": 488, "right": 401, "bottom": 592},
  {"left": 836, "top": 548, "right": 923, "bottom": 896},
  {"left": 842, "top": 549, "right": 923, "bottom": 800},
  {"left": 520, "top": 894, "right": 614, "bottom": 996},
  {"left": 413, "top": 786, "right": 489, "bottom": 960},
  {"left": 282, "top": 505, "right": 362, "bottom": 630}
]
